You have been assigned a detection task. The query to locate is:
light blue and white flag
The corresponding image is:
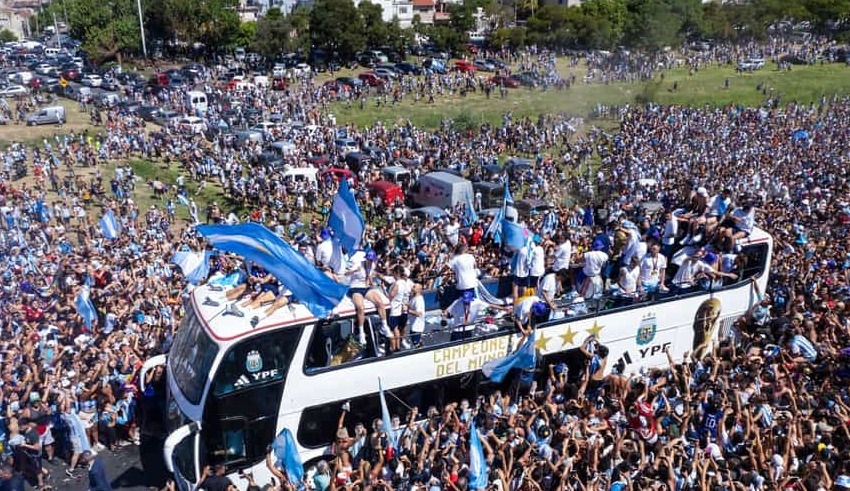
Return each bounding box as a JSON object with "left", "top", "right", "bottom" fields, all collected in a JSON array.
[
  {"left": 379, "top": 378, "right": 398, "bottom": 451},
  {"left": 468, "top": 420, "right": 489, "bottom": 490},
  {"left": 328, "top": 178, "right": 365, "bottom": 252},
  {"left": 481, "top": 332, "right": 536, "bottom": 383},
  {"left": 272, "top": 428, "right": 304, "bottom": 486},
  {"left": 464, "top": 192, "right": 478, "bottom": 226},
  {"left": 171, "top": 250, "right": 210, "bottom": 285},
  {"left": 501, "top": 219, "right": 527, "bottom": 251},
  {"left": 486, "top": 182, "right": 513, "bottom": 243},
  {"left": 197, "top": 223, "right": 348, "bottom": 318},
  {"left": 75, "top": 285, "right": 97, "bottom": 333},
  {"left": 99, "top": 210, "right": 120, "bottom": 240},
  {"left": 177, "top": 194, "right": 190, "bottom": 207},
  {"left": 541, "top": 210, "right": 558, "bottom": 236}
]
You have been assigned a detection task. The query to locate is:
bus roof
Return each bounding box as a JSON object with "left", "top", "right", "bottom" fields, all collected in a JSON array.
[{"left": 190, "top": 285, "right": 372, "bottom": 342}]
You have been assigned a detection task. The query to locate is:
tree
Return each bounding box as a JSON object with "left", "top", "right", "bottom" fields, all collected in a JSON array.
[
  {"left": 359, "top": 0, "right": 390, "bottom": 48},
  {"left": 63, "top": 0, "right": 142, "bottom": 62},
  {"left": 625, "top": 0, "right": 686, "bottom": 51},
  {"left": 251, "top": 8, "right": 290, "bottom": 59},
  {"left": 310, "top": 0, "right": 365, "bottom": 61},
  {"left": 152, "top": 0, "right": 240, "bottom": 50},
  {"left": 579, "top": 0, "right": 628, "bottom": 49},
  {"left": 0, "top": 29, "right": 17, "bottom": 43}
]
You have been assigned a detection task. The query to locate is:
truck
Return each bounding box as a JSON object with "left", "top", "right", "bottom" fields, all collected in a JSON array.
[{"left": 408, "top": 171, "right": 474, "bottom": 210}]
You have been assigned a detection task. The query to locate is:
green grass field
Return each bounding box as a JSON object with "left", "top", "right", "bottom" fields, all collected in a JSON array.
[
  {"left": 8, "top": 61, "right": 850, "bottom": 230},
  {"left": 327, "top": 62, "right": 850, "bottom": 129}
]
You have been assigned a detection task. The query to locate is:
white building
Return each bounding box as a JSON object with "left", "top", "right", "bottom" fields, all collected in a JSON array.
[{"left": 355, "top": 0, "right": 414, "bottom": 28}]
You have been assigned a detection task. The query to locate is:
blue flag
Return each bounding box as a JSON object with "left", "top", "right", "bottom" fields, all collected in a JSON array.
[
  {"left": 481, "top": 332, "right": 536, "bottom": 383},
  {"left": 99, "top": 210, "right": 120, "bottom": 240},
  {"left": 468, "top": 420, "right": 489, "bottom": 490},
  {"left": 501, "top": 219, "right": 527, "bottom": 251},
  {"left": 75, "top": 285, "right": 97, "bottom": 332},
  {"left": 272, "top": 428, "right": 304, "bottom": 486},
  {"left": 171, "top": 251, "right": 210, "bottom": 285},
  {"left": 197, "top": 223, "right": 348, "bottom": 318},
  {"left": 486, "top": 182, "right": 512, "bottom": 243},
  {"left": 464, "top": 192, "right": 478, "bottom": 226},
  {"left": 379, "top": 378, "right": 397, "bottom": 451},
  {"left": 328, "top": 178, "right": 365, "bottom": 252}
]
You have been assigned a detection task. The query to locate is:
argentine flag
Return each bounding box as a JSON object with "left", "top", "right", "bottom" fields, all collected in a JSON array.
[
  {"left": 468, "top": 420, "right": 489, "bottom": 490},
  {"left": 171, "top": 251, "right": 211, "bottom": 285},
  {"left": 197, "top": 223, "right": 348, "bottom": 318},
  {"left": 271, "top": 428, "right": 304, "bottom": 486},
  {"left": 482, "top": 332, "right": 536, "bottom": 383},
  {"left": 328, "top": 178, "right": 365, "bottom": 252},
  {"left": 99, "top": 210, "right": 121, "bottom": 240},
  {"left": 75, "top": 285, "right": 97, "bottom": 332}
]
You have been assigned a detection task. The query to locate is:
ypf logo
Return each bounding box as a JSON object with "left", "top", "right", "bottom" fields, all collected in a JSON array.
[{"left": 246, "top": 350, "right": 263, "bottom": 373}]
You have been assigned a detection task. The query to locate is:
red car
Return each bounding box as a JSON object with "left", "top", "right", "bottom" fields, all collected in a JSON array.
[
  {"left": 358, "top": 72, "right": 386, "bottom": 87},
  {"left": 489, "top": 75, "right": 519, "bottom": 88},
  {"left": 454, "top": 60, "right": 477, "bottom": 74}
]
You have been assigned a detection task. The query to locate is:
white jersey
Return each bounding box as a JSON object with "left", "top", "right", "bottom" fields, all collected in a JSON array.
[
  {"left": 316, "top": 239, "right": 344, "bottom": 275},
  {"left": 582, "top": 251, "right": 609, "bottom": 277},
  {"left": 389, "top": 278, "right": 413, "bottom": 316},
  {"left": 552, "top": 240, "right": 572, "bottom": 272},
  {"left": 407, "top": 295, "right": 425, "bottom": 333},
  {"left": 639, "top": 253, "right": 667, "bottom": 286},
  {"left": 529, "top": 244, "right": 546, "bottom": 277},
  {"left": 449, "top": 253, "right": 478, "bottom": 290}
]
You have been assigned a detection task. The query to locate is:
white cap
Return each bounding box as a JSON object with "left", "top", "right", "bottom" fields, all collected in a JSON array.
[{"left": 697, "top": 186, "right": 708, "bottom": 197}]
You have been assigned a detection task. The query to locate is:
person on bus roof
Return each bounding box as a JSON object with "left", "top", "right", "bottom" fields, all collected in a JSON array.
[{"left": 345, "top": 249, "right": 391, "bottom": 346}]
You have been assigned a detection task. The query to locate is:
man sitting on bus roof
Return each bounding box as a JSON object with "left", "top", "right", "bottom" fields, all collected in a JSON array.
[{"left": 345, "top": 249, "right": 391, "bottom": 346}]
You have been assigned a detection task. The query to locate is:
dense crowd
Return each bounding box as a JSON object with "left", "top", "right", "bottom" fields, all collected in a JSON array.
[{"left": 0, "top": 43, "right": 849, "bottom": 491}]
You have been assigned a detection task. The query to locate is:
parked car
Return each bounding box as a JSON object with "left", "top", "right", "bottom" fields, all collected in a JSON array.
[
  {"left": 489, "top": 75, "right": 519, "bottom": 88},
  {"left": 394, "top": 62, "right": 422, "bottom": 75},
  {"left": 373, "top": 66, "right": 398, "bottom": 79},
  {"left": 0, "top": 85, "right": 28, "bottom": 97},
  {"left": 737, "top": 57, "right": 765, "bottom": 71},
  {"left": 358, "top": 72, "right": 385, "bottom": 87},
  {"left": 473, "top": 59, "right": 495, "bottom": 71},
  {"left": 81, "top": 73, "right": 103, "bottom": 87},
  {"left": 454, "top": 60, "right": 476, "bottom": 74},
  {"left": 336, "top": 76, "right": 363, "bottom": 89}
]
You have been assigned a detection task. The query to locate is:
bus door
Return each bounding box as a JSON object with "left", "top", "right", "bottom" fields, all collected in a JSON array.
[{"left": 164, "top": 422, "right": 203, "bottom": 491}]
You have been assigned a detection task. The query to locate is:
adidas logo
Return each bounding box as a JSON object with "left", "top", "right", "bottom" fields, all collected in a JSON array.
[{"left": 234, "top": 375, "right": 251, "bottom": 388}]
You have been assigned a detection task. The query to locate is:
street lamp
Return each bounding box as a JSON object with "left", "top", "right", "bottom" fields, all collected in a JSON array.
[{"left": 137, "top": 0, "right": 147, "bottom": 58}]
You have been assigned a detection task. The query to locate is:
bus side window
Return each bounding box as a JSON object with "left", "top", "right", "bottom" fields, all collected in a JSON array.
[
  {"left": 738, "top": 243, "right": 768, "bottom": 281},
  {"left": 306, "top": 319, "right": 367, "bottom": 370}
]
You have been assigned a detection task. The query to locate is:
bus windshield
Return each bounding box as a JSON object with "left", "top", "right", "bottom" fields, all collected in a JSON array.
[{"left": 169, "top": 306, "right": 219, "bottom": 406}]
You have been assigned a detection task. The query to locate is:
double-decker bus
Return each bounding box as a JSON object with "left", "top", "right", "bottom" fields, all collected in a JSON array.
[{"left": 139, "top": 228, "right": 772, "bottom": 490}]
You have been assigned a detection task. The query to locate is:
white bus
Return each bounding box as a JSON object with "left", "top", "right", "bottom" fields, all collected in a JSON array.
[{"left": 140, "top": 228, "right": 772, "bottom": 491}]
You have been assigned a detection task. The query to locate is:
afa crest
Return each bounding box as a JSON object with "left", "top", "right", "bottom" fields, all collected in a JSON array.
[
  {"left": 246, "top": 350, "right": 263, "bottom": 373},
  {"left": 636, "top": 313, "right": 657, "bottom": 346}
]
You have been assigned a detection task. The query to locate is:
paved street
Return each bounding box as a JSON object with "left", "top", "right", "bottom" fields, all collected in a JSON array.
[{"left": 41, "top": 437, "right": 168, "bottom": 491}]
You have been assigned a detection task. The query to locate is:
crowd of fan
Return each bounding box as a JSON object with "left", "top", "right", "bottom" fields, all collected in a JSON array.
[{"left": 0, "top": 45, "right": 849, "bottom": 491}]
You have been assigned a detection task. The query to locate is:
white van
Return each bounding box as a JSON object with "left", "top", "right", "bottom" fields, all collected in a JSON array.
[
  {"left": 44, "top": 47, "right": 61, "bottom": 56},
  {"left": 27, "top": 105, "right": 65, "bottom": 126},
  {"left": 185, "top": 90, "right": 208, "bottom": 114},
  {"left": 281, "top": 166, "right": 318, "bottom": 184}
]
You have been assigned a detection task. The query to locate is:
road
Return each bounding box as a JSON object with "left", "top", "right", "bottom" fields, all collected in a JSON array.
[{"left": 42, "top": 437, "right": 168, "bottom": 491}]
